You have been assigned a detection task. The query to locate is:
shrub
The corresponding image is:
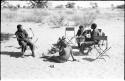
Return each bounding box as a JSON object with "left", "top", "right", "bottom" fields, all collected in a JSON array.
[
  {"left": 20, "top": 9, "right": 50, "bottom": 23},
  {"left": 49, "top": 15, "right": 65, "bottom": 27},
  {"left": 65, "top": 2, "right": 75, "bottom": 8},
  {"left": 72, "top": 12, "right": 96, "bottom": 27},
  {"left": 20, "top": 13, "right": 45, "bottom": 23},
  {"left": 1, "top": 9, "right": 17, "bottom": 22},
  {"left": 55, "top": 5, "right": 64, "bottom": 9},
  {"left": 65, "top": 10, "right": 74, "bottom": 15},
  {"left": 33, "top": 9, "right": 50, "bottom": 16},
  {"left": 0, "top": 33, "right": 14, "bottom": 42},
  {"left": 116, "top": 4, "right": 125, "bottom": 9}
]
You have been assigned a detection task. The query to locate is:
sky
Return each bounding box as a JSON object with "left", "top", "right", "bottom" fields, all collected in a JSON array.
[{"left": 7, "top": 1, "right": 124, "bottom": 8}]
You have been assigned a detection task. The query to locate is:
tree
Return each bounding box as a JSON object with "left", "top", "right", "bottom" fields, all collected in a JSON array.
[
  {"left": 17, "top": 4, "right": 20, "bottom": 8},
  {"left": 28, "top": 0, "right": 48, "bottom": 8},
  {"left": 1, "top": 0, "right": 8, "bottom": 7},
  {"left": 1, "top": 0, "right": 5, "bottom": 4},
  {"left": 116, "top": 4, "right": 125, "bottom": 9},
  {"left": 65, "top": 2, "right": 75, "bottom": 8},
  {"left": 90, "top": 2, "right": 98, "bottom": 8}
]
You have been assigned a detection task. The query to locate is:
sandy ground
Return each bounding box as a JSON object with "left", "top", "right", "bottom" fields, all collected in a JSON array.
[{"left": 1, "top": 9, "right": 124, "bottom": 80}]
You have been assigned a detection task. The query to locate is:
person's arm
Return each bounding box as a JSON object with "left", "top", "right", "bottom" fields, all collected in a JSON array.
[
  {"left": 15, "top": 32, "right": 24, "bottom": 41},
  {"left": 15, "top": 32, "right": 20, "bottom": 40},
  {"left": 23, "top": 29, "right": 33, "bottom": 40},
  {"left": 15, "top": 32, "right": 19, "bottom": 40},
  {"left": 76, "top": 30, "right": 80, "bottom": 36},
  {"left": 23, "top": 29, "right": 28, "bottom": 38},
  {"left": 97, "top": 29, "right": 100, "bottom": 36},
  {"left": 82, "top": 30, "right": 85, "bottom": 36}
]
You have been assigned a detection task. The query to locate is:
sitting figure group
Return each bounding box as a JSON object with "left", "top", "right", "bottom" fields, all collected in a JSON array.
[
  {"left": 15, "top": 23, "right": 105, "bottom": 63},
  {"left": 15, "top": 24, "right": 77, "bottom": 63},
  {"left": 76, "top": 23, "right": 105, "bottom": 54}
]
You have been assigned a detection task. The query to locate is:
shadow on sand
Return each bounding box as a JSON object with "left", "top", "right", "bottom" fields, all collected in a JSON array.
[
  {"left": 50, "top": 27, "right": 60, "bottom": 29},
  {"left": 73, "top": 51, "right": 95, "bottom": 62},
  {"left": 5, "top": 45, "right": 21, "bottom": 49},
  {"left": 73, "top": 51, "right": 88, "bottom": 56},
  {"left": 82, "top": 58, "right": 95, "bottom": 62},
  {"left": 0, "top": 51, "right": 22, "bottom": 58},
  {"left": 41, "top": 56, "right": 67, "bottom": 63},
  {"left": 1, "top": 33, "right": 14, "bottom": 42}
]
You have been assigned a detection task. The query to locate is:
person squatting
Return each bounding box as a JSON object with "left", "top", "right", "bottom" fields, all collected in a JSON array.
[{"left": 15, "top": 24, "right": 35, "bottom": 57}]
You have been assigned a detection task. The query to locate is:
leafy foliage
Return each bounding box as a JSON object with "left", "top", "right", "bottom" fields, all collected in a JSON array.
[
  {"left": 28, "top": 0, "right": 48, "bottom": 8},
  {"left": 65, "top": 2, "right": 75, "bottom": 8}
]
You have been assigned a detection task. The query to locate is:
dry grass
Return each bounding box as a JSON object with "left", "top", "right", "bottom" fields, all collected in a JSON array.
[
  {"left": 2, "top": 8, "right": 117, "bottom": 28},
  {"left": 65, "top": 9, "right": 74, "bottom": 15},
  {"left": 1, "top": 8, "right": 51, "bottom": 23},
  {"left": 48, "top": 15, "right": 65, "bottom": 27},
  {"left": 19, "top": 9, "right": 51, "bottom": 23},
  {"left": 1, "top": 8, "right": 123, "bottom": 24},
  {"left": 72, "top": 11, "right": 97, "bottom": 27},
  {"left": 1, "top": 9, "right": 17, "bottom": 22},
  {"left": 0, "top": 33, "right": 14, "bottom": 42}
]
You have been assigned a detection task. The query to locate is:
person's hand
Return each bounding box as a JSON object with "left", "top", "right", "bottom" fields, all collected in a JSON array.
[
  {"left": 30, "top": 37, "right": 32, "bottom": 39},
  {"left": 73, "top": 59, "right": 77, "bottom": 61},
  {"left": 28, "top": 37, "right": 32, "bottom": 39}
]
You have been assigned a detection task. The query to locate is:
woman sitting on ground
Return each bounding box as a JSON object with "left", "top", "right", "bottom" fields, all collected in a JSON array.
[{"left": 42, "top": 37, "right": 77, "bottom": 63}]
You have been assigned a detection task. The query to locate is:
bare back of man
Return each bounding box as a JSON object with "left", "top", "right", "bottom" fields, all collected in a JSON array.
[{"left": 42, "top": 37, "right": 76, "bottom": 63}]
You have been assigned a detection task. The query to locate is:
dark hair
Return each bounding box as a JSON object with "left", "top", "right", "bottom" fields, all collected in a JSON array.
[
  {"left": 79, "top": 25, "right": 83, "bottom": 29},
  {"left": 91, "top": 23, "right": 97, "bottom": 29},
  {"left": 17, "top": 24, "right": 22, "bottom": 29}
]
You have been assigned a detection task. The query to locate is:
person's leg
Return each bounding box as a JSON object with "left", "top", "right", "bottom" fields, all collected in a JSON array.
[
  {"left": 76, "top": 37, "right": 80, "bottom": 48},
  {"left": 27, "top": 41, "right": 35, "bottom": 57},
  {"left": 20, "top": 41, "right": 27, "bottom": 57},
  {"left": 21, "top": 46, "right": 26, "bottom": 57},
  {"left": 80, "top": 43, "right": 86, "bottom": 54},
  {"left": 17, "top": 41, "right": 22, "bottom": 49},
  {"left": 78, "top": 43, "right": 80, "bottom": 48}
]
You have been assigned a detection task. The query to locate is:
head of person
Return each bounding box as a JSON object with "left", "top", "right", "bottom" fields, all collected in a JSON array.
[
  {"left": 91, "top": 23, "right": 97, "bottom": 30},
  {"left": 79, "top": 25, "right": 83, "bottom": 30},
  {"left": 17, "top": 24, "right": 23, "bottom": 31}
]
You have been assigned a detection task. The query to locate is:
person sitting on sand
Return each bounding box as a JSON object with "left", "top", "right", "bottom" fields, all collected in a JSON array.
[
  {"left": 15, "top": 24, "right": 35, "bottom": 57},
  {"left": 42, "top": 36, "right": 77, "bottom": 63}
]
